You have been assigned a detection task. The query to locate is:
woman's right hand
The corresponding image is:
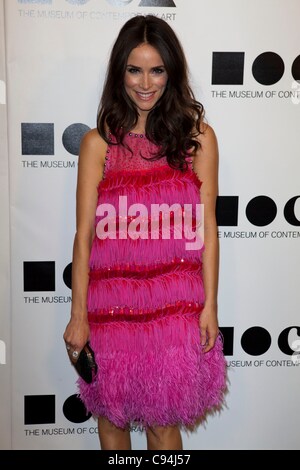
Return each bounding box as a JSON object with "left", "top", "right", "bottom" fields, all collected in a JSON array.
[{"left": 63, "top": 315, "right": 90, "bottom": 364}]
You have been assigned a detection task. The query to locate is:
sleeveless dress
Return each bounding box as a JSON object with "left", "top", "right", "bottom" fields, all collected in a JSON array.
[{"left": 79, "top": 132, "right": 227, "bottom": 429}]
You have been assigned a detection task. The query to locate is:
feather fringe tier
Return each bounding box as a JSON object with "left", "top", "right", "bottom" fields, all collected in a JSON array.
[{"left": 79, "top": 313, "right": 227, "bottom": 429}]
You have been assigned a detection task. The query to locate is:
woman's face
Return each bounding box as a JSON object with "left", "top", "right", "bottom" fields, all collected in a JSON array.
[{"left": 124, "top": 43, "right": 168, "bottom": 116}]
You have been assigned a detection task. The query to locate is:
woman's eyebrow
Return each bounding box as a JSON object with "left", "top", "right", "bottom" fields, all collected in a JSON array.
[{"left": 126, "top": 64, "right": 165, "bottom": 69}]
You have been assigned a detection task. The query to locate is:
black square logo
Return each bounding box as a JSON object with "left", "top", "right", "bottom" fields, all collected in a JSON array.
[
  {"left": 216, "top": 196, "right": 239, "bottom": 226},
  {"left": 212, "top": 52, "right": 245, "bottom": 85},
  {"left": 23, "top": 261, "right": 55, "bottom": 292},
  {"left": 139, "top": 0, "right": 176, "bottom": 6},
  {"left": 24, "top": 395, "right": 55, "bottom": 425},
  {"left": 21, "top": 123, "right": 54, "bottom": 155},
  {"left": 219, "top": 327, "right": 234, "bottom": 356}
]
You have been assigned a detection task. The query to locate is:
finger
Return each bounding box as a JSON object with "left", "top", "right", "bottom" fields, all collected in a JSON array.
[
  {"left": 200, "top": 327, "right": 207, "bottom": 346},
  {"left": 64, "top": 341, "right": 79, "bottom": 360},
  {"left": 204, "top": 336, "right": 216, "bottom": 353},
  {"left": 69, "top": 349, "right": 80, "bottom": 364},
  {"left": 64, "top": 339, "right": 73, "bottom": 353},
  {"left": 63, "top": 332, "right": 70, "bottom": 343}
]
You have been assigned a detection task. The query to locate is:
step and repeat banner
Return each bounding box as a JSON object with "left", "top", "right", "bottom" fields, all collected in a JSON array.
[{"left": 1, "top": 0, "right": 299, "bottom": 449}]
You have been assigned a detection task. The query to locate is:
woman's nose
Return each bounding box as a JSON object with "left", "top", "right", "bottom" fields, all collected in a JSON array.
[{"left": 140, "top": 73, "right": 151, "bottom": 90}]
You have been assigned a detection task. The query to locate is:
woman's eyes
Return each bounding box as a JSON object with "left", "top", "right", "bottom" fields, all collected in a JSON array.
[
  {"left": 152, "top": 67, "right": 165, "bottom": 74},
  {"left": 127, "top": 67, "right": 140, "bottom": 74},
  {"left": 126, "top": 67, "right": 165, "bottom": 74}
]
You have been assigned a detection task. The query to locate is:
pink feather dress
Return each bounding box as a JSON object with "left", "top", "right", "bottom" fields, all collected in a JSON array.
[{"left": 79, "top": 132, "right": 227, "bottom": 429}]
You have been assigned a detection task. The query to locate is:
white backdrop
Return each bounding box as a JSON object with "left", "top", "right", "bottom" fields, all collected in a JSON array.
[{"left": 1, "top": 0, "right": 299, "bottom": 450}]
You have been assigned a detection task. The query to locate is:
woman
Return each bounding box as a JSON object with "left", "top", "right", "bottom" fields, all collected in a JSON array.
[{"left": 64, "top": 15, "right": 226, "bottom": 450}]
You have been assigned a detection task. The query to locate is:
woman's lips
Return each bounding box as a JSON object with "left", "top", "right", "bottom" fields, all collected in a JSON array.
[{"left": 135, "top": 91, "right": 156, "bottom": 101}]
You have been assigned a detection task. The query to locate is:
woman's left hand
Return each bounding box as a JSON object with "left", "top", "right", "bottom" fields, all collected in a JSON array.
[{"left": 199, "top": 304, "right": 219, "bottom": 353}]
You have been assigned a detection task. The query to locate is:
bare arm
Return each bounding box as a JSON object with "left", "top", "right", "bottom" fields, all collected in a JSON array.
[
  {"left": 193, "top": 124, "right": 219, "bottom": 352},
  {"left": 63, "top": 129, "right": 107, "bottom": 359}
]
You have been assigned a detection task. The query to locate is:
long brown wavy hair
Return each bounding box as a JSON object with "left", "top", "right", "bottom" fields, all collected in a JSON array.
[{"left": 97, "top": 15, "right": 204, "bottom": 171}]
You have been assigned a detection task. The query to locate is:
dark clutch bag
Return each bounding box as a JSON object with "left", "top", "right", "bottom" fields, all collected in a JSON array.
[{"left": 74, "top": 342, "right": 98, "bottom": 384}]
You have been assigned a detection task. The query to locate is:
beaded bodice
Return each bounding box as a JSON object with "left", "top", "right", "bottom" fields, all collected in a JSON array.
[{"left": 103, "top": 132, "right": 170, "bottom": 177}]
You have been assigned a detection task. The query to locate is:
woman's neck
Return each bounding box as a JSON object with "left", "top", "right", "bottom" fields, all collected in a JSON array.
[{"left": 130, "top": 115, "right": 147, "bottom": 134}]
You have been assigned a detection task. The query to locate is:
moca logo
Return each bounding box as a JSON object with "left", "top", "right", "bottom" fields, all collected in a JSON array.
[
  {"left": 217, "top": 195, "right": 300, "bottom": 227},
  {"left": 212, "top": 52, "right": 300, "bottom": 85},
  {"left": 221, "top": 326, "right": 300, "bottom": 357}
]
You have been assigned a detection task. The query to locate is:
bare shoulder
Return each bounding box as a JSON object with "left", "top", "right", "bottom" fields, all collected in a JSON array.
[
  {"left": 78, "top": 128, "right": 108, "bottom": 179},
  {"left": 80, "top": 128, "right": 107, "bottom": 154},
  {"left": 77, "top": 128, "right": 108, "bottom": 191},
  {"left": 193, "top": 122, "right": 219, "bottom": 183},
  {"left": 198, "top": 122, "right": 218, "bottom": 150},
  {"left": 193, "top": 123, "right": 219, "bottom": 167}
]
